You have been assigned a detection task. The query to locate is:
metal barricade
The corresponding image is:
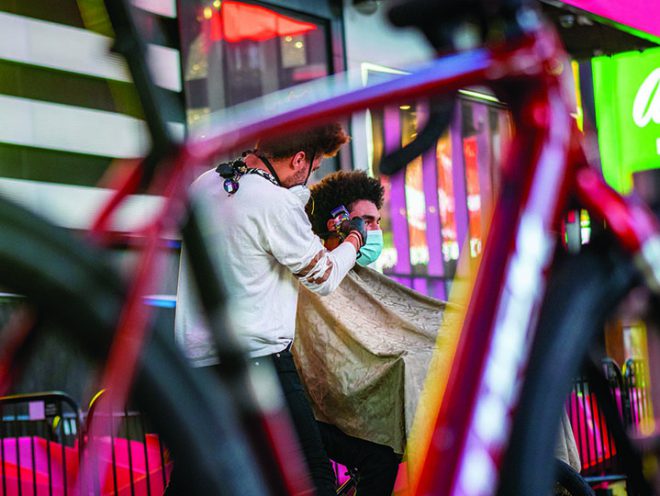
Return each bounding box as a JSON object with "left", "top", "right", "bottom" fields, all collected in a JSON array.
[
  {"left": 566, "top": 358, "right": 628, "bottom": 486},
  {"left": 623, "top": 358, "right": 654, "bottom": 435},
  {"left": 81, "top": 391, "right": 170, "bottom": 496},
  {"left": 0, "top": 391, "right": 82, "bottom": 496},
  {"left": 0, "top": 390, "right": 170, "bottom": 495},
  {"left": 566, "top": 356, "right": 658, "bottom": 492}
]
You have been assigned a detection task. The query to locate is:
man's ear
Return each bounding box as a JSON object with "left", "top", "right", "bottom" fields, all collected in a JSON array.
[
  {"left": 326, "top": 218, "right": 335, "bottom": 232},
  {"left": 291, "top": 151, "right": 306, "bottom": 169}
]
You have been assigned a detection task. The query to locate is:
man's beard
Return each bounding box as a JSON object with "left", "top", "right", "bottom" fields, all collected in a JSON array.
[{"left": 283, "top": 167, "right": 309, "bottom": 188}]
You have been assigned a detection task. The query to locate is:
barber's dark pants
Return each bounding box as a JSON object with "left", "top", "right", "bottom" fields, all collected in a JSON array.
[
  {"left": 319, "top": 422, "right": 401, "bottom": 496},
  {"left": 166, "top": 350, "right": 399, "bottom": 495},
  {"left": 164, "top": 350, "right": 337, "bottom": 496},
  {"left": 265, "top": 350, "right": 337, "bottom": 496},
  {"left": 258, "top": 351, "right": 400, "bottom": 495}
]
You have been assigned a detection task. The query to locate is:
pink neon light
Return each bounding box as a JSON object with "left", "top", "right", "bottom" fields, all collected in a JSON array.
[{"left": 561, "top": 0, "right": 660, "bottom": 39}]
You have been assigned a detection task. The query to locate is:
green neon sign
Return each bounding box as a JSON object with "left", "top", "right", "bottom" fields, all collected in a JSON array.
[{"left": 593, "top": 48, "right": 660, "bottom": 193}]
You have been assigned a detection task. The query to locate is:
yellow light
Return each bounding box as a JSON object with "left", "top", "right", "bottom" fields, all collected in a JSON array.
[
  {"left": 285, "top": 36, "right": 293, "bottom": 42},
  {"left": 295, "top": 41, "right": 304, "bottom": 49},
  {"left": 571, "top": 60, "right": 584, "bottom": 132},
  {"left": 399, "top": 104, "right": 411, "bottom": 110},
  {"left": 213, "top": 0, "right": 221, "bottom": 8},
  {"left": 203, "top": 7, "right": 213, "bottom": 19}
]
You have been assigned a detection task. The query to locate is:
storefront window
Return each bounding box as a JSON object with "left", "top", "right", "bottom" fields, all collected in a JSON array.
[
  {"left": 436, "top": 131, "right": 458, "bottom": 271},
  {"left": 464, "top": 144, "right": 482, "bottom": 256},
  {"left": 461, "top": 101, "right": 483, "bottom": 258},
  {"left": 488, "top": 107, "right": 512, "bottom": 202},
  {"left": 368, "top": 108, "right": 397, "bottom": 272},
  {"left": 460, "top": 99, "right": 513, "bottom": 261},
  {"left": 401, "top": 105, "right": 429, "bottom": 274},
  {"left": 178, "top": 1, "right": 330, "bottom": 121}
]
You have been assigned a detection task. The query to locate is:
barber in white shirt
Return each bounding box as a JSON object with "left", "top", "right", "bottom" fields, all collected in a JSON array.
[{"left": 173, "top": 123, "right": 365, "bottom": 496}]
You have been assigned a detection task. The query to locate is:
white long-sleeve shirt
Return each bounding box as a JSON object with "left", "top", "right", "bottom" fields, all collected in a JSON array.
[{"left": 175, "top": 169, "right": 357, "bottom": 365}]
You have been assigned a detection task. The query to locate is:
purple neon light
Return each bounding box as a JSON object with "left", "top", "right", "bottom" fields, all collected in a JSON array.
[
  {"left": 451, "top": 105, "right": 469, "bottom": 259},
  {"left": 384, "top": 106, "right": 411, "bottom": 286},
  {"left": 419, "top": 102, "right": 447, "bottom": 300},
  {"left": 474, "top": 104, "right": 494, "bottom": 226},
  {"left": 405, "top": 104, "right": 429, "bottom": 296}
]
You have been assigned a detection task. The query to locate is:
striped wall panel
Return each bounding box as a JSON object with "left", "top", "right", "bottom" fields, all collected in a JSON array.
[
  {"left": 0, "top": 0, "right": 183, "bottom": 228},
  {"left": 0, "top": 176, "right": 165, "bottom": 232}
]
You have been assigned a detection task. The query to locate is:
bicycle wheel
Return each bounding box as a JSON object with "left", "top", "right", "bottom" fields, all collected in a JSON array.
[
  {"left": 497, "top": 235, "right": 655, "bottom": 496},
  {"left": 0, "top": 196, "right": 268, "bottom": 495},
  {"left": 554, "top": 459, "right": 595, "bottom": 496}
]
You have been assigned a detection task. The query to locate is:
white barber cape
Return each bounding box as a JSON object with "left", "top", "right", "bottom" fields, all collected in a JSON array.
[{"left": 293, "top": 265, "right": 580, "bottom": 470}]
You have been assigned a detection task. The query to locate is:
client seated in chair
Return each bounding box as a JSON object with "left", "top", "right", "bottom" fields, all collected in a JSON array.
[
  {"left": 296, "top": 170, "right": 402, "bottom": 495},
  {"left": 294, "top": 171, "right": 581, "bottom": 495}
]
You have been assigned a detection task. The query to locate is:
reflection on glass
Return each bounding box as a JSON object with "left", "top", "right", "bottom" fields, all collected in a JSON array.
[
  {"left": 179, "top": 1, "right": 329, "bottom": 119},
  {"left": 366, "top": 91, "right": 512, "bottom": 292},
  {"left": 368, "top": 109, "right": 397, "bottom": 271},
  {"left": 488, "top": 107, "right": 512, "bottom": 200},
  {"left": 379, "top": 175, "right": 397, "bottom": 271},
  {"left": 436, "top": 132, "right": 458, "bottom": 266},
  {"left": 464, "top": 134, "right": 482, "bottom": 258},
  {"left": 401, "top": 105, "right": 429, "bottom": 270}
]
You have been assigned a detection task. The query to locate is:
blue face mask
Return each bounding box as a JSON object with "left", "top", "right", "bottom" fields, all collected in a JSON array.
[{"left": 357, "top": 229, "right": 383, "bottom": 267}]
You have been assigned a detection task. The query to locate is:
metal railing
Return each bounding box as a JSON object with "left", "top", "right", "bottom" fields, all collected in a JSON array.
[
  {"left": 566, "top": 358, "right": 653, "bottom": 488},
  {"left": 0, "top": 391, "right": 169, "bottom": 496}
]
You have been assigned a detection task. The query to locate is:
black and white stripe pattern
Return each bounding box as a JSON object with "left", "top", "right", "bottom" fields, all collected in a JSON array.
[{"left": 0, "top": 0, "right": 183, "bottom": 231}]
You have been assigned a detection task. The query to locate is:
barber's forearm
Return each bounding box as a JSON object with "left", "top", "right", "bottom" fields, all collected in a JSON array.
[{"left": 301, "top": 242, "right": 356, "bottom": 295}]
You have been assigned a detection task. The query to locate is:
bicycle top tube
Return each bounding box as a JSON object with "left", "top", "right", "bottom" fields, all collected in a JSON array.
[
  {"left": 85, "top": 3, "right": 660, "bottom": 495},
  {"left": 187, "top": 48, "right": 489, "bottom": 158},
  {"left": 91, "top": 46, "right": 492, "bottom": 238},
  {"left": 92, "top": 23, "right": 566, "bottom": 236},
  {"left": 184, "top": 25, "right": 563, "bottom": 168}
]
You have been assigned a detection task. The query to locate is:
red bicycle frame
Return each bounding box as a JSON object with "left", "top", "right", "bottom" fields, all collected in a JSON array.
[{"left": 92, "top": 16, "right": 660, "bottom": 496}]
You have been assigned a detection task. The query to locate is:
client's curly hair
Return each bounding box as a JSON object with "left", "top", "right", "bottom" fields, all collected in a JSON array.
[{"left": 307, "top": 170, "right": 384, "bottom": 238}]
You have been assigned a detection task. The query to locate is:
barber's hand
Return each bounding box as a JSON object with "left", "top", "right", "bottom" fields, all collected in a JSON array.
[{"left": 344, "top": 217, "right": 367, "bottom": 249}]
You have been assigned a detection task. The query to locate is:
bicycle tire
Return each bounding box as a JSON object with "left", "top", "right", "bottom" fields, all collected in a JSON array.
[
  {"left": 497, "top": 237, "right": 651, "bottom": 496},
  {"left": 0, "top": 196, "right": 269, "bottom": 495},
  {"left": 554, "top": 459, "right": 595, "bottom": 496}
]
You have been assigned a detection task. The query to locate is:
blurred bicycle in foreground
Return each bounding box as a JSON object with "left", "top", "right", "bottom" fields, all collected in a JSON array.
[{"left": 0, "top": 0, "right": 660, "bottom": 495}]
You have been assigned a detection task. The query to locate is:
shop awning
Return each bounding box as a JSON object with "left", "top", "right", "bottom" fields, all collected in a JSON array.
[
  {"left": 541, "top": 0, "right": 659, "bottom": 58},
  {"left": 559, "top": 0, "right": 660, "bottom": 42}
]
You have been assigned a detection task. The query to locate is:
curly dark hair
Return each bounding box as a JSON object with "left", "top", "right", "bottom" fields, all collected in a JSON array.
[
  {"left": 256, "top": 123, "right": 350, "bottom": 162},
  {"left": 307, "top": 170, "right": 384, "bottom": 238}
]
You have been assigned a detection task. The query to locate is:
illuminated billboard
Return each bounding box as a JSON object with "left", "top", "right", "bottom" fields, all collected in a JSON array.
[{"left": 593, "top": 48, "right": 660, "bottom": 193}]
